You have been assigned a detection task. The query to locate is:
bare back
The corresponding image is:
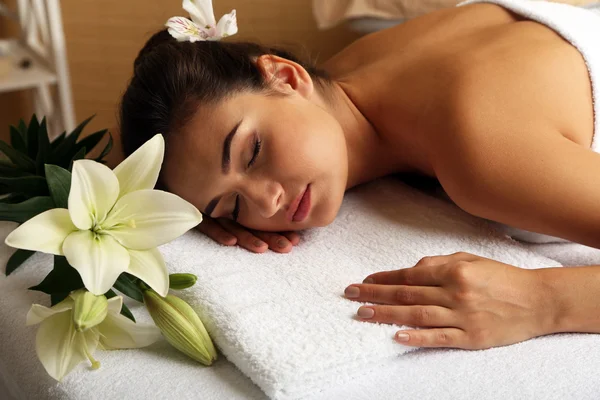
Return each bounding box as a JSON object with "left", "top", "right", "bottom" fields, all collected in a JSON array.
[{"left": 323, "top": 3, "right": 594, "bottom": 178}]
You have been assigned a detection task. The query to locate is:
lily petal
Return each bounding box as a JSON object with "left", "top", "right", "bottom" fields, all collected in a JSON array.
[
  {"left": 103, "top": 189, "right": 202, "bottom": 250},
  {"left": 97, "top": 312, "right": 161, "bottom": 349},
  {"left": 69, "top": 160, "right": 119, "bottom": 230},
  {"left": 26, "top": 298, "right": 74, "bottom": 326},
  {"left": 127, "top": 248, "right": 169, "bottom": 297},
  {"left": 183, "top": 0, "right": 216, "bottom": 28},
  {"left": 63, "top": 231, "right": 130, "bottom": 296},
  {"left": 5, "top": 208, "right": 76, "bottom": 255},
  {"left": 113, "top": 134, "right": 164, "bottom": 198},
  {"left": 215, "top": 10, "right": 238, "bottom": 38},
  {"left": 35, "top": 311, "right": 99, "bottom": 381},
  {"left": 165, "top": 17, "right": 207, "bottom": 43},
  {"left": 106, "top": 296, "right": 122, "bottom": 314}
]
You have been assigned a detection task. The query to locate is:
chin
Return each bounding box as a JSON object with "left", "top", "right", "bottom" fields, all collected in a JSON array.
[{"left": 311, "top": 205, "right": 340, "bottom": 228}]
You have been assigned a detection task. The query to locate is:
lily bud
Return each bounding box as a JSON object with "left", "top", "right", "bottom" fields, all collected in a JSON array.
[
  {"left": 70, "top": 289, "right": 108, "bottom": 332},
  {"left": 169, "top": 273, "right": 198, "bottom": 290},
  {"left": 143, "top": 290, "right": 217, "bottom": 365}
]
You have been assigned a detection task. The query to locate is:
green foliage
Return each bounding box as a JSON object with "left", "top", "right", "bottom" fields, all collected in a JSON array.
[
  {"left": 0, "top": 114, "right": 112, "bottom": 275},
  {"left": 113, "top": 273, "right": 144, "bottom": 303},
  {"left": 105, "top": 289, "right": 136, "bottom": 322},
  {"left": 29, "top": 256, "right": 85, "bottom": 298}
]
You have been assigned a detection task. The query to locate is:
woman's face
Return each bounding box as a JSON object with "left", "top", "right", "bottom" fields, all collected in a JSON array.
[{"left": 162, "top": 88, "right": 349, "bottom": 232}]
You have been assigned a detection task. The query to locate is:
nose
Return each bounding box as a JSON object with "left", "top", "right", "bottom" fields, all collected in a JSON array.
[{"left": 240, "top": 178, "right": 283, "bottom": 219}]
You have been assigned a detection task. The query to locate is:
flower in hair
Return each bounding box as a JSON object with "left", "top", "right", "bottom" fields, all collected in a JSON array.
[{"left": 166, "top": 0, "right": 238, "bottom": 42}]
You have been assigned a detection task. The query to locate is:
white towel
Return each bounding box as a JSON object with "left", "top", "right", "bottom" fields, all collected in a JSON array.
[{"left": 1, "top": 178, "right": 600, "bottom": 399}]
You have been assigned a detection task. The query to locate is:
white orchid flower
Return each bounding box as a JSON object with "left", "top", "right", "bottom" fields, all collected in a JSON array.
[
  {"left": 165, "top": 0, "right": 237, "bottom": 42},
  {"left": 27, "top": 291, "right": 160, "bottom": 381},
  {"left": 5, "top": 134, "right": 202, "bottom": 296}
]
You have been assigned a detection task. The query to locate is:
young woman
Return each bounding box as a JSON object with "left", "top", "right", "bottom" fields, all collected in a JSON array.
[{"left": 119, "top": 0, "right": 600, "bottom": 350}]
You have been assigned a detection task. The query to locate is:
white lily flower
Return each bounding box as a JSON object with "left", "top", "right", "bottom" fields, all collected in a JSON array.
[
  {"left": 5, "top": 134, "right": 202, "bottom": 296},
  {"left": 27, "top": 292, "right": 160, "bottom": 381},
  {"left": 165, "top": 0, "right": 237, "bottom": 42}
]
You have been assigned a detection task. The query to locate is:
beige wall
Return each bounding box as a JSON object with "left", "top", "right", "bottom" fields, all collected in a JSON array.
[{"left": 0, "top": 0, "right": 361, "bottom": 166}]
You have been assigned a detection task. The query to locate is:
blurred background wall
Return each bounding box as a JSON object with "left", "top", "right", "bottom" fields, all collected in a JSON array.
[{"left": 0, "top": 0, "right": 361, "bottom": 166}]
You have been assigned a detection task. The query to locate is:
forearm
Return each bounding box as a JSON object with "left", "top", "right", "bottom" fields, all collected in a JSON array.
[{"left": 536, "top": 266, "right": 600, "bottom": 334}]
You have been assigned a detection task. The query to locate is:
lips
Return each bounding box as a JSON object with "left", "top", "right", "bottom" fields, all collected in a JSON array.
[{"left": 287, "top": 185, "right": 311, "bottom": 223}]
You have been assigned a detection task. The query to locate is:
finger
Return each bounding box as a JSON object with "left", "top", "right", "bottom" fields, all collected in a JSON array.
[
  {"left": 281, "top": 231, "right": 300, "bottom": 246},
  {"left": 253, "top": 231, "right": 293, "bottom": 254},
  {"left": 218, "top": 219, "right": 269, "bottom": 253},
  {"left": 364, "top": 266, "right": 442, "bottom": 286},
  {"left": 363, "top": 253, "right": 480, "bottom": 286},
  {"left": 393, "top": 328, "right": 467, "bottom": 348},
  {"left": 355, "top": 305, "right": 457, "bottom": 328},
  {"left": 196, "top": 217, "right": 237, "bottom": 246},
  {"left": 344, "top": 284, "right": 452, "bottom": 307}
]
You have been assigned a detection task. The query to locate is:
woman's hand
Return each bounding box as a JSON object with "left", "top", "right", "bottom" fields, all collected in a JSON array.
[
  {"left": 196, "top": 214, "right": 300, "bottom": 253},
  {"left": 344, "top": 252, "right": 556, "bottom": 350}
]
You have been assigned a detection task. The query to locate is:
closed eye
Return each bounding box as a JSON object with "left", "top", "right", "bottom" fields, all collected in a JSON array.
[
  {"left": 232, "top": 136, "right": 261, "bottom": 222},
  {"left": 248, "top": 137, "right": 262, "bottom": 168}
]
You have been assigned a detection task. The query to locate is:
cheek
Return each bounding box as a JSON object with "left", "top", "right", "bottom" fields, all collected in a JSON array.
[{"left": 270, "top": 119, "right": 342, "bottom": 175}]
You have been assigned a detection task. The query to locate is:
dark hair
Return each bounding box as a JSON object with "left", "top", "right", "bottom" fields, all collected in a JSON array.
[{"left": 119, "top": 29, "right": 330, "bottom": 160}]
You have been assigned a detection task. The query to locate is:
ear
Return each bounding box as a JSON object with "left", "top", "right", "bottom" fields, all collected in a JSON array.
[{"left": 256, "top": 54, "right": 314, "bottom": 98}]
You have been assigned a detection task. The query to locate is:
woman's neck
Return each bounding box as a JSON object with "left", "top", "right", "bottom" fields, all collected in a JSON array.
[{"left": 310, "top": 79, "right": 424, "bottom": 190}]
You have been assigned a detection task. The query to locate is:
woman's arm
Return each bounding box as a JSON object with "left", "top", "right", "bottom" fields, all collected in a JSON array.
[
  {"left": 426, "top": 112, "right": 600, "bottom": 336},
  {"left": 430, "top": 116, "right": 600, "bottom": 249},
  {"left": 537, "top": 266, "right": 600, "bottom": 334}
]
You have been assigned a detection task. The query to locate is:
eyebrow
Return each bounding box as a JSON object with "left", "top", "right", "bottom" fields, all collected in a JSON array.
[{"left": 203, "top": 119, "right": 243, "bottom": 217}]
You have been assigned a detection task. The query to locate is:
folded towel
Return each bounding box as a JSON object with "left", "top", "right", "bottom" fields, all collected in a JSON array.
[{"left": 3, "top": 177, "right": 600, "bottom": 400}]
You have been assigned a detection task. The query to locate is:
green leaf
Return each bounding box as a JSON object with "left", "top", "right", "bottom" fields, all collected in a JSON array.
[
  {"left": 119, "top": 302, "right": 136, "bottom": 322},
  {"left": 26, "top": 115, "right": 40, "bottom": 160},
  {"left": 9, "top": 126, "right": 27, "bottom": 154},
  {"left": 0, "top": 196, "right": 55, "bottom": 223},
  {"left": 74, "top": 129, "right": 107, "bottom": 157},
  {"left": 5, "top": 249, "right": 35, "bottom": 275},
  {"left": 0, "top": 140, "right": 36, "bottom": 172},
  {"left": 94, "top": 131, "right": 113, "bottom": 163},
  {"left": 0, "top": 193, "right": 28, "bottom": 204},
  {"left": 44, "top": 165, "right": 71, "bottom": 209},
  {"left": 17, "top": 119, "right": 28, "bottom": 147},
  {"left": 68, "top": 147, "right": 86, "bottom": 171},
  {"left": 29, "top": 255, "right": 84, "bottom": 294},
  {"left": 113, "top": 273, "right": 143, "bottom": 302},
  {"left": 105, "top": 289, "right": 136, "bottom": 322},
  {"left": 36, "top": 118, "right": 51, "bottom": 174},
  {"left": 0, "top": 175, "right": 49, "bottom": 197},
  {"left": 0, "top": 164, "right": 32, "bottom": 178},
  {"left": 54, "top": 115, "right": 95, "bottom": 162},
  {"left": 51, "top": 131, "right": 67, "bottom": 150},
  {"left": 50, "top": 292, "right": 70, "bottom": 306}
]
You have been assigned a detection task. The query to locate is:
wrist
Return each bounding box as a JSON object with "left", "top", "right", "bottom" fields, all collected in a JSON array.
[{"left": 532, "top": 267, "right": 567, "bottom": 335}]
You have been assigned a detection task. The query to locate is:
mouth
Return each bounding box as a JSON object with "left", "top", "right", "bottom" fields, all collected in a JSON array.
[{"left": 288, "top": 184, "right": 311, "bottom": 223}]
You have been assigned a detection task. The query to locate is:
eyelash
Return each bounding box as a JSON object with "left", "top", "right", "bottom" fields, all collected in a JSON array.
[{"left": 232, "top": 137, "right": 262, "bottom": 222}]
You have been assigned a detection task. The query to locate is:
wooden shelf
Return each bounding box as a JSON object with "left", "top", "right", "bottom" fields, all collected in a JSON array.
[{"left": 0, "top": 40, "right": 57, "bottom": 93}]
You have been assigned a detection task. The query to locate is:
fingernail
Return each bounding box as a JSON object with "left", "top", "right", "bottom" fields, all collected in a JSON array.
[
  {"left": 254, "top": 240, "right": 266, "bottom": 247},
  {"left": 344, "top": 286, "right": 360, "bottom": 298},
  {"left": 357, "top": 307, "right": 374, "bottom": 319},
  {"left": 363, "top": 278, "right": 374, "bottom": 284},
  {"left": 396, "top": 332, "right": 410, "bottom": 342},
  {"left": 277, "top": 239, "right": 287, "bottom": 248}
]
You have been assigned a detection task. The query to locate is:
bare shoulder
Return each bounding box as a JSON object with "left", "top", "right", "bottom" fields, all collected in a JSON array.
[{"left": 426, "top": 18, "right": 594, "bottom": 206}]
